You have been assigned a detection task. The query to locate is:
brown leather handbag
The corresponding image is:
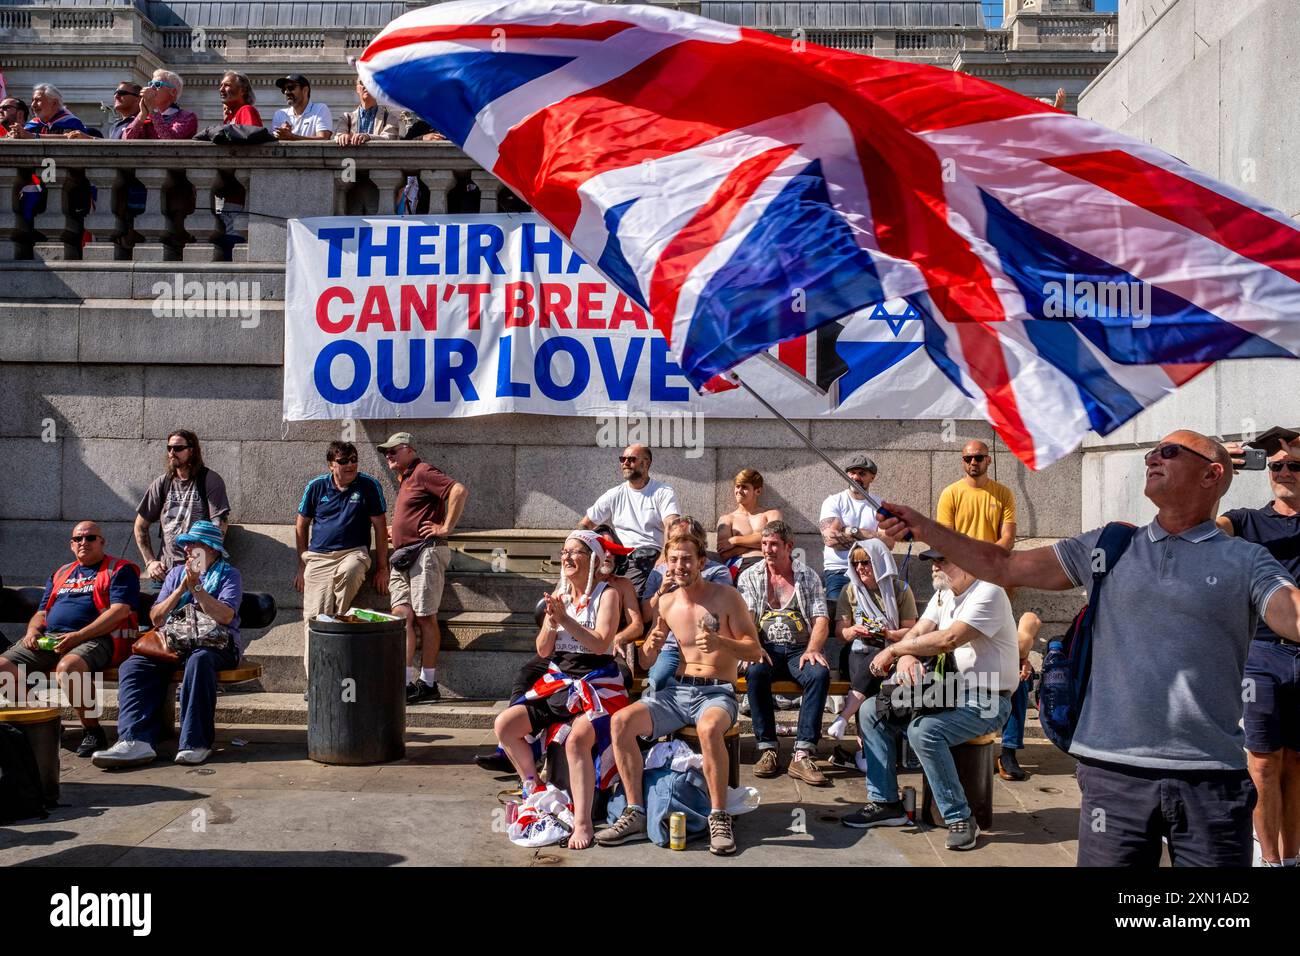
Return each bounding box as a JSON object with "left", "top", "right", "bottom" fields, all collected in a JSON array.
[{"left": 131, "top": 628, "right": 181, "bottom": 666}]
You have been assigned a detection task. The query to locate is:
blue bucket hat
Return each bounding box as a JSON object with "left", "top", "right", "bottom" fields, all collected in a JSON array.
[{"left": 176, "top": 519, "right": 228, "bottom": 558}]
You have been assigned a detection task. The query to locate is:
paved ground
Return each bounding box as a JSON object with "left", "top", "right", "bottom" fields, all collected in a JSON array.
[{"left": 2, "top": 726, "right": 1081, "bottom": 867}]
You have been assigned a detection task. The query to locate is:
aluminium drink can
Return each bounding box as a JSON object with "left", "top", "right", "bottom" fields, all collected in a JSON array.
[
  {"left": 669, "top": 812, "right": 686, "bottom": 850},
  {"left": 902, "top": 786, "right": 916, "bottom": 824}
]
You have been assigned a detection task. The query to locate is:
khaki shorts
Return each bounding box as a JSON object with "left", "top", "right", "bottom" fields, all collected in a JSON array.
[
  {"left": 2, "top": 634, "right": 115, "bottom": 674},
  {"left": 389, "top": 544, "right": 450, "bottom": 617}
]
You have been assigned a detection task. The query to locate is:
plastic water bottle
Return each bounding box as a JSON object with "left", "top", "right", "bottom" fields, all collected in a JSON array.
[{"left": 1038, "top": 640, "right": 1070, "bottom": 728}]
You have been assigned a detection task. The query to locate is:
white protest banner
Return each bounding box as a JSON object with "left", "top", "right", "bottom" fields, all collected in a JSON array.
[{"left": 284, "top": 214, "right": 977, "bottom": 421}]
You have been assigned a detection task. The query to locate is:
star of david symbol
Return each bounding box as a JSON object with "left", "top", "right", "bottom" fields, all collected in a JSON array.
[{"left": 869, "top": 302, "right": 922, "bottom": 337}]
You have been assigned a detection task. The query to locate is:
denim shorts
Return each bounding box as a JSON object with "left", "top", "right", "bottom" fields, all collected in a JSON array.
[{"left": 643, "top": 679, "right": 738, "bottom": 739}]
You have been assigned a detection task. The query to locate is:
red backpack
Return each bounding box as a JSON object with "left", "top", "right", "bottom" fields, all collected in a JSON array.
[{"left": 45, "top": 556, "right": 141, "bottom": 667}]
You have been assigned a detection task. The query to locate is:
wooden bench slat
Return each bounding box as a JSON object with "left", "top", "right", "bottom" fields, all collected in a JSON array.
[
  {"left": 102, "top": 663, "right": 263, "bottom": 684},
  {"left": 0, "top": 706, "right": 62, "bottom": 725}
]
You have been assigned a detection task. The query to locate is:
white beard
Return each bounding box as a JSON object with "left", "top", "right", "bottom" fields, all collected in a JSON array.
[{"left": 932, "top": 571, "right": 954, "bottom": 593}]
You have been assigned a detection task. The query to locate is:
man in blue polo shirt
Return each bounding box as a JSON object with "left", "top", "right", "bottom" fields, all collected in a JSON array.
[
  {"left": 295, "top": 442, "right": 390, "bottom": 677},
  {"left": 1220, "top": 436, "right": 1300, "bottom": 866}
]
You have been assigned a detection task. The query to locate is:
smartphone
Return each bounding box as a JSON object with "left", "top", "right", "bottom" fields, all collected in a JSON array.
[
  {"left": 1240, "top": 447, "right": 1267, "bottom": 471},
  {"left": 193, "top": 549, "right": 210, "bottom": 575}
]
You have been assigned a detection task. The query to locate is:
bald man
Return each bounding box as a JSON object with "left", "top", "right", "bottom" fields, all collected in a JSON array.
[
  {"left": 874, "top": 430, "right": 1300, "bottom": 867},
  {"left": 936, "top": 440, "right": 1016, "bottom": 552},
  {"left": 580, "top": 443, "right": 680, "bottom": 596}
]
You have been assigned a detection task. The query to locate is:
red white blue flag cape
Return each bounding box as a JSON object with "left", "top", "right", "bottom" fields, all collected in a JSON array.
[
  {"left": 516, "top": 661, "right": 629, "bottom": 790},
  {"left": 359, "top": 0, "right": 1300, "bottom": 469}
]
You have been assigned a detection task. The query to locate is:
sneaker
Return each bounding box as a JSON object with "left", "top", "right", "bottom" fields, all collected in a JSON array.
[
  {"left": 827, "top": 715, "right": 848, "bottom": 740},
  {"left": 841, "top": 800, "right": 907, "bottom": 829},
  {"left": 407, "top": 679, "right": 440, "bottom": 704},
  {"left": 475, "top": 749, "right": 515, "bottom": 773},
  {"left": 775, "top": 694, "right": 800, "bottom": 710},
  {"left": 708, "top": 811, "right": 736, "bottom": 855},
  {"left": 75, "top": 725, "right": 108, "bottom": 758},
  {"left": 997, "top": 747, "right": 1028, "bottom": 781},
  {"left": 594, "top": 807, "right": 648, "bottom": 846},
  {"left": 787, "top": 751, "right": 829, "bottom": 786},
  {"left": 92, "top": 738, "right": 157, "bottom": 769},
  {"left": 946, "top": 816, "right": 980, "bottom": 850},
  {"left": 738, "top": 697, "right": 750, "bottom": 716},
  {"left": 175, "top": 747, "right": 212, "bottom": 766},
  {"left": 829, "top": 746, "right": 863, "bottom": 773},
  {"left": 753, "top": 749, "right": 780, "bottom": 778}
]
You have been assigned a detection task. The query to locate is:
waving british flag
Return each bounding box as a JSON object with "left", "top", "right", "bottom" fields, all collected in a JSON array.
[{"left": 358, "top": 0, "right": 1300, "bottom": 469}]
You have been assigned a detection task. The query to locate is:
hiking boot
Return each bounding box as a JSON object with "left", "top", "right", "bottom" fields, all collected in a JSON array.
[
  {"left": 91, "top": 738, "right": 156, "bottom": 769},
  {"left": 946, "top": 817, "right": 980, "bottom": 850},
  {"left": 708, "top": 811, "right": 736, "bottom": 855},
  {"left": 828, "top": 746, "right": 863, "bottom": 773},
  {"left": 997, "top": 747, "right": 1028, "bottom": 781},
  {"left": 753, "top": 749, "right": 780, "bottom": 778},
  {"left": 406, "top": 679, "right": 440, "bottom": 704},
  {"left": 594, "top": 807, "right": 648, "bottom": 846},
  {"left": 75, "top": 725, "right": 108, "bottom": 758},
  {"left": 787, "top": 751, "right": 829, "bottom": 786},
  {"left": 841, "top": 801, "right": 907, "bottom": 829}
]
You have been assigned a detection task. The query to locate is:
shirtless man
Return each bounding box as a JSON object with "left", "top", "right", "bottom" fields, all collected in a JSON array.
[
  {"left": 595, "top": 532, "right": 761, "bottom": 855},
  {"left": 716, "top": 468, "right": 783, "bottom": 571}
]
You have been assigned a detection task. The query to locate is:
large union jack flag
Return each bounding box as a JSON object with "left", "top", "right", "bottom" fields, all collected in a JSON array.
[{"left": 359, "top": 0, "right": 1300, "bottom": 469}]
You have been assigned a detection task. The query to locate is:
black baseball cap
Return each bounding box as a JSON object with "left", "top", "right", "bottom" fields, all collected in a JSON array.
[
  {"left": 275, "top": 73, "right": 311, "bottom": 90},
  {"left": 919, "top": 549, "right": 946, "bottom": 561}
]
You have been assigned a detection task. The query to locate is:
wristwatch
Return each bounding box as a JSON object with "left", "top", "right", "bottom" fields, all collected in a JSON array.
[{"left": 847, "top": 526, "right": 860, "bottom": 539}]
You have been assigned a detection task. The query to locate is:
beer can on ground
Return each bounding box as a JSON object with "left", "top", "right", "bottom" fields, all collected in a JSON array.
[
  {"left": 669, "top": 812, "right": 686, "bottom": 850},
  {"left": 902, "top": 786, "right": 916, "bottom": 824}
]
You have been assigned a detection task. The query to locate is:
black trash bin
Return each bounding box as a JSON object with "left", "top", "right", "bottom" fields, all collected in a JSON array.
[{"left": 307, "top": 616, "right": 406, "bottom": 765}]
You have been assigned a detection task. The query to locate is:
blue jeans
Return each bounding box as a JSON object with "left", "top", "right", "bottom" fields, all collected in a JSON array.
[
  {"left": 647, "top": 639, "right": 681, "bottom": 693},
  {"left": 746, "top": 644, "right": 831, "bottom": 752},
  {"left": 860, "top": 686, "right": 1011, "bottom": 823},
  {"left": 822, "top": 569, "right": 850, "bottom": 604},
  {"left": 1002, "top": 676, "right": 1030, "bottom": 750},
  {"left": 117, "top": 641, "right": 240, "bottom": 750}
]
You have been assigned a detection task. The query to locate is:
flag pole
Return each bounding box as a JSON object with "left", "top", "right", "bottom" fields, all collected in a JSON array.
[{"left": 726, "top": 370, "right": 885, "bottom": 512}]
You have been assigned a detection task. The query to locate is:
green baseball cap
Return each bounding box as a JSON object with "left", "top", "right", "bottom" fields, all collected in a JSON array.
[{"left": 377, "top": 432, "right": 415, "bottom": 450}]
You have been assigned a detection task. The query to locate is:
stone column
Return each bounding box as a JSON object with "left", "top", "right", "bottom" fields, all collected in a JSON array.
[
  {"left": 80, "top": 165, "right": 124, "bottom": 262},
  {"left": 367, "top": 168, "right": 406, "bottom": 216},
  {"left": 130, "top": 166, "right": 170, "bottom": 261},
  {"left": 182, "top": 166, "right": 222, "bottom": 262},
  {"left": 420, "top": 169, "right": 456, "bottom": 214}
]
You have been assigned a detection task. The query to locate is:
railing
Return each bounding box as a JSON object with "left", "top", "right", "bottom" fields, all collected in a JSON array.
[
  {"left": 896, "top": 31, "right": 964, "bottom": 51},
  {"left": 0, "top": 8, "right": 33, "bottom": 29},
  {"left": 1037, "top": 16, "right": 1116, "bottom": 38},
  {"left": 0, "top": 141, "right": 500, "bottom": 265},
  {"left": 50, "top": 10, "right": 113, "bottom": 30},
  {"left": 806, "top": 30, "right": 874, "bottom": 53},
  {"left": 248, "top": 31, "right": 327, "bottom": 50},
  {"left": 985, "top": 30, "right": 1010, "bottom": 52}
]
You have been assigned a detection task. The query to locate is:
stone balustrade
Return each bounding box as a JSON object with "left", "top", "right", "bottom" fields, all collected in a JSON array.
[{"left": 0, "top": 140, "right": 502, "bottom": 264}]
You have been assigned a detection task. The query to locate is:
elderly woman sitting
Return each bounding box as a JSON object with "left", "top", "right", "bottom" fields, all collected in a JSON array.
[
  {"left": 93, "top": 520, "right": 243, "bottom": 769},
  {"left": 826, "top": 539, "right": 918, "bottom": 741},
  {"left": 493, "top": 531, "right": 628, "bottom": 849}
]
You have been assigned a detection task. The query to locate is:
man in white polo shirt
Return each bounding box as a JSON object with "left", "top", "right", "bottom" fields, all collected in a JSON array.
[
  {"left": 819, "top": 455, "right": 895, "bottom": 605},
  {"left": 271, "top": 73, "right": 332, "bottom": 141},
  {"left": 579, "top": 444, "right": 680, "bottom": 597}
]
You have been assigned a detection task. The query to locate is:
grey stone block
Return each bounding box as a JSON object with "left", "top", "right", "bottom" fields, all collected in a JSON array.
[
  {"left": 60, "top": 438, "right": 158, "bottom": 522},
  {"left": 143, "top": 365, "right": 284, "bottom": 440},
  {"left": 76, "top": 301, "right": 284, "bottom": 366},
  {"left": 0, "top": 303, "right": 79, "bottom": 362},
  {"left": 0, "top": 364, "right": 143, "bottom": 439},
  {"left": 809, "top": 418, "right": 993, "bottom": 452},
  {"left": 0, "top": 520, "right": 138, "bottom": 587},
  {"left": 714, "top": 447, "right": 851, "bottom": 535},
  {"left": 993, "top": 450, "right": 1083, "bottom": 539},
  {"left": 237, "top": 442, "right": 332, "bottom": 525},
  {"left": 223, "top": 523, "right": 302, "bottom": 612},
  {"left": 0, "top": 264, "right": 132, "bottom": 301},
  {"left": 128, "top": 267, "right": 286, "bottom": 302},
  {"left": 1215, "top": 358, "right": 1294, "bottom": 441},
  {"left": 1129, "top": 368, "right": 1218, "bottom": 445},
  {"left": 0, "top": 440, "right": 63, "bottom": 520},
  {"left": 436, "top": 650, "right": 534, "bottom": 700}
]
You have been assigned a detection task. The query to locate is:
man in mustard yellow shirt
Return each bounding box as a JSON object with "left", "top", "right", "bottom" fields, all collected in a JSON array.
[
  {"left": 935, "top": 440, "right": 1032, "bottom": 780},
  {"left": 935, "top": 441, "right": 1017, "bottom": 550}
]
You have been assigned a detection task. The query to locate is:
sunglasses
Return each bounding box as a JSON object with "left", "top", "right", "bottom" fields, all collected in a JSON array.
[
  {"left": 113, "top": 90, "right": 140, "bottom": 99},
  {"left": 1268, "top": 461, "right": 1300, "bottom": 474},
  {"left": 70, "top": 534, "right": 101, "bottom": 543},
  {"left": 281, "top": 84, "right": 301, "bottom": 92},
  {"left": 851, "top": 559, "right": 872, "bottom": 567},
  {"left": 382, "top": 448, "right": 402, "bottom": 458},
  {"left": 167, "top": 444, "right": 190, "bottom": 453},
  {"left": 1144, "top": 442, "right": 1216, "bottom": 465},
  {"left": 962, "top": 454, "right": 987, "bottom": 463},
  {"left": 145, "top": 80, "right": 175, "bottom": 90},
  {"left": 619, "top": 455, "right": 640, "bottom": 464},
  {"left": 332, "top": 456, "right": 359, "bottom": 465}
]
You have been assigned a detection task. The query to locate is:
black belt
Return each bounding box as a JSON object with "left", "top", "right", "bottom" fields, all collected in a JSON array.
[{"left": 677, "top": 675, "right": 732, "bottom": 687}]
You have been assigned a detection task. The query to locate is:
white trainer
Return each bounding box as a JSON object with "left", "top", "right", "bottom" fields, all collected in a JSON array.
[
  {"left": 174, "top": 748, "right": 212, "bottom": 766},
  {"left": 827, "top": 716, "right": 848, "bottom": 740},
  {"left": 91, "top": 738, "right": 157, "bottom": 769}
]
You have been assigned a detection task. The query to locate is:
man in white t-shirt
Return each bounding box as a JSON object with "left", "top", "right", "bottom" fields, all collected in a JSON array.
[
  {"left": 579, "top": 444, "right": 680, "bottom": 596},
  {"left": 840, "top": 549, "right": 1016, "bottom": 852},
  {"left": 819, "top": 455, "right": 895, "bottom": 605},
  {"left": 271, "top": 73, "right": 332, "bottom": 141}
]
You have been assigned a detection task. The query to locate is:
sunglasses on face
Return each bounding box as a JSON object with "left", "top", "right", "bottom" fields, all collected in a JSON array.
[
  {"left": 71, "top": 534, "right": 101, "bottom": 543},
  {"left": 851, "top": 560, "right": 871, "bottom": 567},
  {"left": 619, "top": 455, "right": 640, "bottom": 464},
  {"left": 383, "top": 449, "right": 402, "bottom": 458},
  {"left": 963, "top": 455, "right": 987, "bottom": 463},
  {"left": 167, "top": 444, "right": 190, "bottom": 453},
  {"left": 145, "top": 80, "right": 175, "bottom": 90},
  {"left": 332, "top": 456, "right": 359, "bottom": 465},
  {"left": 1268, "top": 461, "right": 1300, "bottom": 474},
  {"left": 281, "top": 84, "right": 300, "bottom": 92},
  {"left": 113, "top": 90, "right": 140, "bottom": 99},
  {"left": 1144, "top": 442, "right": 1216, "bottom": 465}
]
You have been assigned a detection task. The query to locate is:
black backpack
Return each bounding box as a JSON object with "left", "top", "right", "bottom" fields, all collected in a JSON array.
[{"left": 0, "top": 724, "right": 49, "bottom": 824}]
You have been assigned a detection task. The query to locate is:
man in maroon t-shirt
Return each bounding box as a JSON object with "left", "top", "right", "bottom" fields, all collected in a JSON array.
[{"left": 379, "top": 432, "right": 469, "bottom": 703}]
